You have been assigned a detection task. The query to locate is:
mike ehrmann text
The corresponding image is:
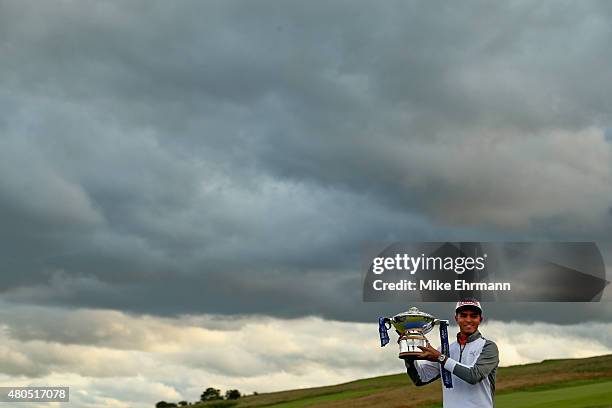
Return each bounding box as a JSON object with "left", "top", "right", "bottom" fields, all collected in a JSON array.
[{"left": 372, "top": 279, "right": 512, "bottom": 291}]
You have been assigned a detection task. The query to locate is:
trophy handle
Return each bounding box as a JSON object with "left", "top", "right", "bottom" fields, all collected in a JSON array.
[{"left": 383, "top": 318, "right": 392, "bottom": 330}]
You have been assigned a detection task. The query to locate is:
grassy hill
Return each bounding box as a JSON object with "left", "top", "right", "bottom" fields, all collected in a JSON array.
[{"left": 190, "top": 354, "right": 612, "bottom": 408}]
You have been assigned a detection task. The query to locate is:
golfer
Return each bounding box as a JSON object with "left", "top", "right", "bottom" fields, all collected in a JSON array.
[{"left": 405, "top": 299, "right": 499, "bottom": 408}]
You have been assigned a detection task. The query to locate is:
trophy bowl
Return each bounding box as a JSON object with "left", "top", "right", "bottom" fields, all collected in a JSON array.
[{"left": 384, "top": 307, "right": 436, "bottom": 360}]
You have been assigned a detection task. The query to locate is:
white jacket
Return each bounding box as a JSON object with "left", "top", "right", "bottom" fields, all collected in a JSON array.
[{"left": 405, "top": 331, "right": 499, "bottom": 408}]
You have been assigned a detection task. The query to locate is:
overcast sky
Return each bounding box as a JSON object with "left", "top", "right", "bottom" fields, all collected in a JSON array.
[{"left": 1, "top": 1, "right": 612, "bottom": 406}]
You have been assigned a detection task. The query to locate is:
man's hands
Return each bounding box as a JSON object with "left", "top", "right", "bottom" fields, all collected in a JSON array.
[{"left": 416, "top": 343, "right": 442, "bottom": 362}]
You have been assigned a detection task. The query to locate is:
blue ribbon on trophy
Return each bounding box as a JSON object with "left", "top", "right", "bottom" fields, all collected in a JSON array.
[
  {"left": 379, "top": 307, "right": 453, "bottom": 389},
  {"left": 379, "top": 317, "right": 391, "bottom": 347},
  {"left": 438, "top": 320, "right": 452, "bottom": 388}
]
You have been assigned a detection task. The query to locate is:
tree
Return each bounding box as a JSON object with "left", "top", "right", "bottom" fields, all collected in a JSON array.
[
  {"left": 225, "top": 389, "right": 241, "bottom": 400},
  {"left": 178, "top": 402, "right": 189, "bottom": 407},
  {"left": 200, "top": 387, "right": 222, "bottom": 401},
  {"left": 156, "top": 402, "right": 177, "bottom": 408}
]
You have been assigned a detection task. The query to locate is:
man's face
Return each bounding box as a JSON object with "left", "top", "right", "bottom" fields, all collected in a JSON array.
[{"left": 455, "top": 308, "right": 482, "bottom": 336}]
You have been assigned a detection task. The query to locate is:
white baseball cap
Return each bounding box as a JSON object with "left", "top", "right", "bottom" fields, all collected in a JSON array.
[{"left": 455, "top": 299, "right": 482, "bottom": 313}]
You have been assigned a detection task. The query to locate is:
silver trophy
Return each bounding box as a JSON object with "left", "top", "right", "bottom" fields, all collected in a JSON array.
[
  {"left": 379, "top": 307, "right": 449, "bottom": 360},
  {"left": 378, "top": 307, "right": 453, "bottom": 388}
]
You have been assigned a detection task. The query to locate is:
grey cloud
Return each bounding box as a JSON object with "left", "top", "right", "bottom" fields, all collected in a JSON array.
[
  {"left": 0, "top": 1, "right": 612, "bottom": 324},
  {"left": 0, "top": 304, "right": 610, "bottom": 384},
  {"left": 0, "top": 339, "right": 146, "bottom": 378}
]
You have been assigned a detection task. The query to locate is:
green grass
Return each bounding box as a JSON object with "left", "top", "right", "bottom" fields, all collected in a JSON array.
[
  {"left": 423, "top": 378, "right": 612, "bottom": 408},
  {"left": 496, "top": 379, "right": 612, "bottom": 408},
  {"left": 499, "top": 377, "right": 612, "bottom": 393},
  {"left": 199, "top": 402, "right": 239, "bottom": 408},
  {"left": 191, "top": 354, "right": 612, "bottom": 408},
  {"left": 265, "top": 389, "right": 377, "bottom": 408}
]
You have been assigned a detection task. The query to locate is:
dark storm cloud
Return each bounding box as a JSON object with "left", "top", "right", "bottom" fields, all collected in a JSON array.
[{"left": 1, "top": 1, "right": 612, "bottom": 323}]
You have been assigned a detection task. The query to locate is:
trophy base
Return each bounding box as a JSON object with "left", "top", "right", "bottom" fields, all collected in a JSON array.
[
  {"left": 399, "top": 352, "right": 423, "bottom": 360},
  {"left": 398, "top": 332, "right": 428, "bottom": 360}
]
